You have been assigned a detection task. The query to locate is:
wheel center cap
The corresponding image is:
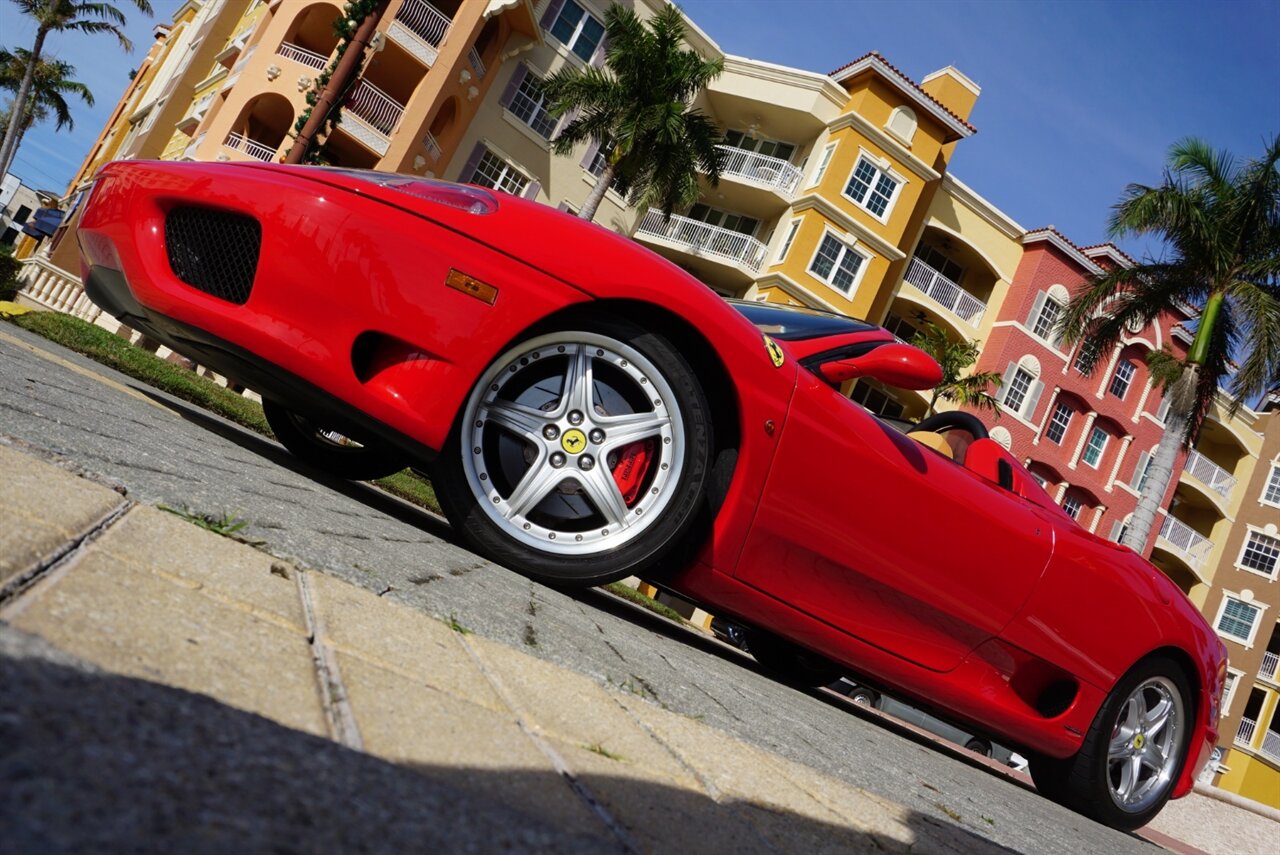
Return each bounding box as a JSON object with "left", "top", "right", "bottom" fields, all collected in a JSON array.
[
  {"left": 1132, "top": 733, "right": 1145, "bottom": 750},
  {"left": 561, "top": 429, "right": 587, "bottom": 455}
]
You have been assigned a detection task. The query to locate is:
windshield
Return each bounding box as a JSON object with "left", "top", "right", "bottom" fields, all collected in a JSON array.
[{"left": 729, "top": 300, "right": 878, "bottom": 341}]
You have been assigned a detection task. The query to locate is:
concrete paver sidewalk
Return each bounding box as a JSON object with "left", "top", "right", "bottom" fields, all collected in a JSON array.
[{"left": 0, "top": 441, "right": 1009, "bottom": 853}]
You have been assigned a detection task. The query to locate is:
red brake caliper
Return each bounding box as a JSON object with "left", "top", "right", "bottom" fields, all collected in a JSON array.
[{"left": 611, "top": 439, "right": 656, "bottom": 506}]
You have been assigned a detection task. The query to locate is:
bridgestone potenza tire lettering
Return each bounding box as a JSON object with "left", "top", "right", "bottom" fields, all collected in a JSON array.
[
  {"left": 263, "top": 399, "right": 405, "bottom": 481},
  {"left": 1030, "top": 655, "right": 1192, "bottom": 830},
  {"left": 431, "top": 317, "right": 712, "bottom": 586}
]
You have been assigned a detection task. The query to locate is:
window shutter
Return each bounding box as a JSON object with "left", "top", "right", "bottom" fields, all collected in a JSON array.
[
  {"left": 523, "top": 179, "right": 541, "bottom": 200},
  {"left": 1109, "top": 520, "right": 1125, "bottom": 542},
  {"left": 1130, "top": 450, "right": 1150, "bottom": 489},
  {"left": 999, "top": 362, "right": 1017, "bottom": 404},
  {"left": 459, "top": 143, "right": 486, "bottom": 184},
  {"left": 589, "top": 38, "right": 607, "bottom": 69},
  {"left": 539, "top": 0, "right": 566, "bottom": 30},
  {"left": 499, "top": 63, "right": 528, "bottom": 110},
  {"left": 551, "top": 106, "right": 580, "bottom": 142},
  {"left": 580, "top": 137, "right": 601, "bottom": 169},
  {"left": 1024, "top": 380, "right": 1044, "bottom": 419},
  {"left": 1027, "top": 292, "right": 1047, "bottom": 330},
  {"left": 556, "top": 201, "right": 572, "bottom": 213}
]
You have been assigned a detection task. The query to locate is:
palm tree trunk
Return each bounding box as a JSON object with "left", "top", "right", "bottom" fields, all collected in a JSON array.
[
  {"left": 579, "top": 159, "right": 616, "bottom": 222},
  {"left": 1120, "top": 365, "right": 1196, "bottom": 553},
  {"left": 0, "top": 28, "right": 47, "bottom": 179}
]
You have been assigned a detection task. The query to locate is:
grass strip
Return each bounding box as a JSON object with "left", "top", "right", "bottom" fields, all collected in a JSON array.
[{"left": 603, "top": 581, "right": 685, "bottom": 623}]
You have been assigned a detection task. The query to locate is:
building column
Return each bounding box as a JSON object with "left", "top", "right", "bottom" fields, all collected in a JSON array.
[
  {"left": 1096, "top": 344, "right": 1123, "bottom": 398},
  {"left": 1069, "top": 412, "right": 1098, "bottom": 470},
  {"left": 1106, "top": 435, "right": 1133, "bottom": 493},
  {"left": 1089, "top": 505, "right": 1107, "bottom": 534},
  {"left": 1054, "top": 481, "right": 1069, "bottom": 503},
  {"left": 1132, "top": 381, "right": 1155, "bottom": 424},
  {"left": 1032, "top": 386, "right": 1061, "bottom": 445}
]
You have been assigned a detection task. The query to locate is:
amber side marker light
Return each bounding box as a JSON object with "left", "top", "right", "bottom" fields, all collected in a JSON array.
[{"left": 446, "top": 269, "right": 498, "bottom": 305}]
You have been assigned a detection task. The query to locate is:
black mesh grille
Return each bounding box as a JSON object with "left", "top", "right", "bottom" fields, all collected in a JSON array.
[{"left": 165, "top": 207, "right": 261, "bottom": 304}]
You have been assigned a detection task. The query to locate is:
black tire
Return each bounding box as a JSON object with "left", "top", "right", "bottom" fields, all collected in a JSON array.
[
  {"left": 748, "top": 631, "right": 843, "bottom": 688},
  {"left": 430, "top": 316, "right": 712, "bottom": 587},
  {"left": 964, "top": 738, "right": 993, "bottom": 757},
  {"left": 849, "top": 687, "right": 880, "bottom": 709},
  {"left": 1029, "top": 655, "right": 1192, "bottom": 830},
  {"left": 262, "top": 399, "right": 405, "bottom": 480}
]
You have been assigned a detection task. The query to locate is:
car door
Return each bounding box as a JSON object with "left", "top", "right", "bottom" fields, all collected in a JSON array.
[{"left": 735, "top": 372, "right": 1054, "bottom": 673}]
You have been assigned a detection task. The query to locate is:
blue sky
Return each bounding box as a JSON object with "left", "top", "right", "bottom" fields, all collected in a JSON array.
[{"left": 3, "top": 0, "right": 1278, "bottom": 259}]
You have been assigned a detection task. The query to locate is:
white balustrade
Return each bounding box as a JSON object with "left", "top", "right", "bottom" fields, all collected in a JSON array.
[
  {"left": 1157, "top": 515, "right": 1213, "bottom": 570},
  {"left": 468, "top": 46, "right": 486, "bottom": 79},
  {"left": 1261, "top": 651, "right": 1279, "bottom": 683},
  {"left": 423, "top": 131, "right": 442, "bottom": 161},
  {"left": 224, "top": 131, "right": 277, "bottom": 162},
  {"left": 1262, "top": 729, "right": 1280, "bottom": 763},
  {"left": 715, "top": 145, "right": 803, "bottom": 197},
  {"left": 902, "top": 255, "right": 987, "bottom": 324},
  {"left": 395, "top": 0, "right": 451, "bottom": 47},
  {"left": 277, "top": 41, "right": 330, "bottom": 70},
  {"left": 1235, "top": 716, "right": 1256, "bottom": 747},
  {"left": 636, "top": 210, "right": 767, "bottom": 270},
  {"left": 1182, "top": 448, "right": 1237, "bottom": 500},
  {"left": 16, "top": 257, "right": 101, "bottom": 323},
  {"left": 345, "top": 79, "right": 404, "bottom": 136}
]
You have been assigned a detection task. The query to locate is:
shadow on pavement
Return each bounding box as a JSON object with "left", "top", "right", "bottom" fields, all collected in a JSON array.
[{"left": 1, "top": 625, "right": 1019, "bottom": 855}]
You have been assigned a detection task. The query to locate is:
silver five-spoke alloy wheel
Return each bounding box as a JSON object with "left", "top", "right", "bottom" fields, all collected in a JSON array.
[
  {"left": 1106, "top": 675, "right": 1184, "bottom": 814},
  {"left": 460, "top": 331, "right": 685, "bottom": 555}
]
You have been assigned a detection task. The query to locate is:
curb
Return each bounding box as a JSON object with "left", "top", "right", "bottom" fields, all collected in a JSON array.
[{"left": 1192, "top": 781, "right": 1280, "bottom": 822}]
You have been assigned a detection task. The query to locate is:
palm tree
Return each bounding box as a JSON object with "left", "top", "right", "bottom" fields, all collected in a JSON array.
[
  {"left": 540, "top": 3, "right": 725, "bottom": 222},
  {"left": 0, "top": 0, "right": 152, "bottom": 178},
  {"left": 1061, "top": 137, "right": 1280, "bottom": 553},
  {"left": 0, "top": 48, "right": 93, "bottom": 168},
  {"left": 908, "top": 322, "right": 1003, "bottom": 418}
]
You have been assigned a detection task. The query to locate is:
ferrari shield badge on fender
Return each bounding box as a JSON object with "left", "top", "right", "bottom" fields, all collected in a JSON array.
[{"left": 763, "top": 335, "right": 785, "bottom": 368}]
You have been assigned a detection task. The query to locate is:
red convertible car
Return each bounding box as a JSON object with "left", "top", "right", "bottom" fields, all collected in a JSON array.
[{"left": 76, "top": 160, "right": 1225, "bottom": 830}]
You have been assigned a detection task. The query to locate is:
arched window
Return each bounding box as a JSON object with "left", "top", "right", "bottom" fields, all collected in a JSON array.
[{"left": 886, "top": 106, "right": 917, "bottom": 144}]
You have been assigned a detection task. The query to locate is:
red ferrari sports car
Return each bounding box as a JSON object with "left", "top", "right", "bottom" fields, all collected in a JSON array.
[{"left": 77, "top": 160, "right": 1225, "bottom": 830}]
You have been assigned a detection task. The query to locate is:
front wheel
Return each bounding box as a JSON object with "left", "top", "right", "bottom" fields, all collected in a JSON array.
[
  {"left": 1030, "top": 655, "right": 1192, "bottom": 830},
  {"left": 430, "top": 318, "right": 711, "bottom": 587}
]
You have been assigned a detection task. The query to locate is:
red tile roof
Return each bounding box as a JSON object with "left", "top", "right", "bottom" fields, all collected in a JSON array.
[
  {"left": 828, "top": 51, "right": 977, "bottom": 134},
  {"left": 1080, "top": 242, "right": 1138, "bottom": 266}
]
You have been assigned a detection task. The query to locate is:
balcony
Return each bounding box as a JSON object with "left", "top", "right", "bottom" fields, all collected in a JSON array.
[
  {"left": 901, "top": 256, "right": 987, "bottom": 325},
  {"left": 1182, "top": 448, "right": 1236, "bottom": 502},
  {"left": 1156, "top": 515, "right": 1213, "bottom": 574},
  {"left": 1261, "top": 651, "right": 1279, "bottom": 684},
  {"left": 223, "top": 132, "right": 277, "bottom": 163},
  {"left": 468, "top": 45, "right": 486, "bottom": 80},
  {"left": 1236, "top": 716, "right": 1256, "bottom": 747},
  {"left": 1263, "top": 729, "right": 1280, "bottom": 764},
  {"left": 717, "top": 145, "right": 803, "bottom": 197},
  {"left": 176, "top": 93, "right": 214, "bottom": 134},
  {"left": 423, "top": 130, "right": 442, "bottom": 162},
  {"left": 338, "top": 79, "right": 404, "bottom": 156},
  {"left": 635, "top": 210, "right": 767, "bottom": 272},
  {"left": 388, "top": 0, "right": 452, "bottom": 66},
  {"left": 277, "top": 41, "right": 330, "bottom": 70}
]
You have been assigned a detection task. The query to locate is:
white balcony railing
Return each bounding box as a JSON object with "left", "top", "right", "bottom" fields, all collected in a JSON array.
[
  {"left": 716, "top": 144, "right": 803, "bottom": 197},
  {"left": 1182, "top": 448, "right": 1237, "bottom": 500},
  {"left": 345, "top": 79, "right": 404, "bottom": 136},
  {"left": 636, "top": 210, "right": 767, "bottom": 271},
  {"left": 395, "top": 0, "right": 451, "bottom": 47},
  {"left": 1236, "top": 717, "right": 1256, "bottom": 746},
  {"left": 16, "top": 257, "right": 100, "bottom": 323},
  {"left": 423, "top": 131, "right": 442, "bottom": 162},
  {"left": 1157, "top": 515, "right": 1214, "bottom": 571},
  {"left": 277, "top": 41, "right": 330, "bottom": 70},
  {"left": 182, "top": 132, "right": 207, "bottom": 160},
  {"left": 903, "top": 256, "right": 987, "bottom": 325},
  {"left": 468, "top": 46, "right": 486, "bottom": 79},
  {"left": 1262, "top": 729, "right": 1280, "bottom": 763},
  {"left": 1261, "top": 651, "right": 1279, "bottom": 683},
  {"left": 224, "top": 131, "right": 277, "bottom": 162}
]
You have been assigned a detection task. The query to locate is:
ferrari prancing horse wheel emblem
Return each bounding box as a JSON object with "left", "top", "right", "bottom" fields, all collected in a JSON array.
[{"left": 561, "top": 428, "right": 587, "bottom": 454}]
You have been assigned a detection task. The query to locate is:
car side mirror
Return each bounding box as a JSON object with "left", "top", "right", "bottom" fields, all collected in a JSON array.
[{"left": 818, "top": 343, "right": 943, "bottom": 390}]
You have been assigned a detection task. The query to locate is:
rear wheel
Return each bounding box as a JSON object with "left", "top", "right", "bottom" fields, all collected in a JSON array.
[
  {"left": 431, "top": 318, "right": 711, "bottom": 587},
  {"left": 964, "top": 738, "right": 993, "bottom": 757},
  {"left": 1030, "top": 655, "right": 1191, "bottom": 830},
  {"left": 263, "top": 399, "right": 405, "bottom": 480}
]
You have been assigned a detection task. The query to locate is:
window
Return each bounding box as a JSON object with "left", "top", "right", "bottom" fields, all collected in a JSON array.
[
  {"left": 507, "top": 71, "right": 555, "bottom": 138},
  {"left": 1032, "top": 296, "right": 1062, "bottom": 340},
  {"left": 724, "top": 129, "right": 795, "bottom": 163},
  {"left": 1002, "top": 367, "right": 1034, "bottom": 415},
  {"left": 808, "top": 232, "right": 867, "bottom": 295},
  {"left": 1222, "top": 670, "right": 1241, "bottom": 716},
  {"left": 585, "top": 136, "right": 625, "bottom": 193},
  {"left": 843, "top": 156, "right": 900, "bottom": 218},
  {"left": 882, "top": 312, "right": 919, "bottom": 343},
  {"left": 851, "top": 381, "right": 904, "bottom": 419},
  {"left": 1215, "top": 596, "right": 1261, "bottom": 645},
  {"left": 1045, "top": 401, "right": 1073, "bottom": 444},
  {"left": 1155, "top": 395, "right": 1172, "bottom": 423},
  {"left": 1132, "top": 451, "right": 1154, "bottom": 492},
  {"left": 547, "top": 0, "right": 605, "bottom": 61},
  {"left": 914, "top": 244, "right": 964, "bottom": 284},
  {"left": 1062, "top": 495, "right": 1083, "bottom": 519},
  {"left": 469, "top": 149, "right": 529, "bottom": 195},
  {"left": 687, "top": 204, "right": 759, "bottom": 236},
  {"left": 1109, "top": 360, "right": 1136, "bottom": 399},
  {"left": 1082, "top": 425, "right": 1109, "bottom": 468},
  {"left": 1263, "top": 463, "right": 1280, "bottom": 507},
  {"left": 776, "top": 220, "right": 801, "bottom": 262},
  {"left": 886, "top": 106, "right": 917, "bottom": 144},
  {"left": 809, "top": 143, "right": 836, "bottom": 186},
  {"left": 1237, "top": 530, "right": 1280, "bottom": 579},
  {"left": 13, "top": 205, "right": 32, "bottom": 224}
]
